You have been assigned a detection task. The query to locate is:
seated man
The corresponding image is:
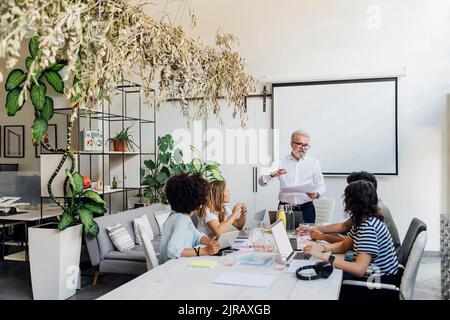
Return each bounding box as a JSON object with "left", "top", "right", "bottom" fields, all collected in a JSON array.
[
  {"left": 159, "top": 173, "right": 221, "bottom": 264},
  {"left": 297, "top": 171, "right": 401, "bottom": 254}
]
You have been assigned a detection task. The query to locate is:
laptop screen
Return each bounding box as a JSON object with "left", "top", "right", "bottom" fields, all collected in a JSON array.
[{"left": 270, "top": 220, "right": 294, "bottom": 257}]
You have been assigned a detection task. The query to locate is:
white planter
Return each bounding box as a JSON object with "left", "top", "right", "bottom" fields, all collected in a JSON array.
[{"left": 28, "top": 223, "right": 82, "bottom": 300}]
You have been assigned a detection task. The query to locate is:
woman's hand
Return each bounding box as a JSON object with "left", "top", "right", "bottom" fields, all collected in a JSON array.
[
  {"left": 296, "top": 225, "right": 317, "bottom": 235},
  {"left": 240, "top": 203, "right": 248, "bottom": 216},
  {"left": 204, "top": 240, "right": 221, "bottom": 255},
  {"left": 303, "top": 243, "right": 327, "bottom": 261},
  {"left": 232, "top": 202, "right": 244, "bottom": 217}
]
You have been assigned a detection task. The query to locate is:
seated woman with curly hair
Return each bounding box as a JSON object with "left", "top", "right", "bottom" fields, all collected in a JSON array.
[
  {"left": 304, "top": 180, "right": 400, "bottom": 299},
  {"left": 159, "top": 173, "right": 221, "bottom": 264}
]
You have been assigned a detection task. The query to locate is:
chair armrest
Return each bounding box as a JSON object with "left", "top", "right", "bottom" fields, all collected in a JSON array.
[{"left": 342, "top": 280, "right": 399, "bottom": 291}]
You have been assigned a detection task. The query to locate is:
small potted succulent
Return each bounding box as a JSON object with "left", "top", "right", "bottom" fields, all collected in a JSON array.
[{"left": 107, "top": 124, "right": 138, "bottom": 152}]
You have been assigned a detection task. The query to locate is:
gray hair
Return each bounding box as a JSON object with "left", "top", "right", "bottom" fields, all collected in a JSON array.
[{"left": 291, "top": 129, "right": 310, "bottom": 141}]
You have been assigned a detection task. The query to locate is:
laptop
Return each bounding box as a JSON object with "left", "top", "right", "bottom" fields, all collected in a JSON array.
[
  {"left": 270, "top": 219, "right": 310, "bottom": 264},
  {"left": 237, "top": 209, "right": 267, "bottom": 238}
]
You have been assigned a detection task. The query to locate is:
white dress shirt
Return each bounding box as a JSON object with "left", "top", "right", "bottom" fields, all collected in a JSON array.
[{"left": 258, "top": 154, "right": 326, "bottom": 205}]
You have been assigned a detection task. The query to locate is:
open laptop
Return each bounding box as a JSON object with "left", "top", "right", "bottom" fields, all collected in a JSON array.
[
  {"left": 237, "top": 209, "right": 267, "bottom": 238},
  {"left": 270, "top": 219, "right": 310, "bottom": 264}
]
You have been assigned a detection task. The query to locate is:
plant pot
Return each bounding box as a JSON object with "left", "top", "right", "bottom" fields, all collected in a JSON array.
[
  {"left": 112, "top": 140, "right": 125, "bottom": 152},
  {"left": 28, "top": 223, "right": 82, "bottom": 300}
]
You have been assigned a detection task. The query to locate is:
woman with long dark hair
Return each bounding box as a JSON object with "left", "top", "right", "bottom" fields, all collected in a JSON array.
[{"left": 304, "top": 180, "right": 400, "bottom": 299}]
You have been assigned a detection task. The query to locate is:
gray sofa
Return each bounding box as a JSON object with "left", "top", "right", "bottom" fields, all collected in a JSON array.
[{"left": 85, "top": 203, "right": 168, "bottom": 285}]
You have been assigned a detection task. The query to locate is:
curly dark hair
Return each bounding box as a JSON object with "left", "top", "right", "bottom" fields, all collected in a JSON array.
[
  {"left": 344, "top": 180, "right": 383, "bottom": 226},
  {"left": 165, "top": 173, "right": 208, "bottom": 214},
  {"left": 346, "top": 171, "right": 377, "bottom": 190}
]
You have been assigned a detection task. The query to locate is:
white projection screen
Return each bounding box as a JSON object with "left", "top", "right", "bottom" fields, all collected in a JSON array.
[{"left": 272, "top": 78, "right": 398, "bottom": 175}]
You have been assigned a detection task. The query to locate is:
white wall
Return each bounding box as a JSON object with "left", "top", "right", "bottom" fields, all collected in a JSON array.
[{"left": 146, "top": 0, "right": 450, "bottom": 251}]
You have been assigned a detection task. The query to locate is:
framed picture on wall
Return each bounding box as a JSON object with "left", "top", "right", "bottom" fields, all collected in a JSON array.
[
  {"left": 4, "top": 125, "right": 25, "bottom": 158},
  {"left": 35, "top": 124, "right": 58, "bottom": 158}
]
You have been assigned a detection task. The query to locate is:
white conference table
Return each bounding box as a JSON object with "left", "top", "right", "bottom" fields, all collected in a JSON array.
[{"left": 99, "top": 240, "right": 343, "bottom": 300}]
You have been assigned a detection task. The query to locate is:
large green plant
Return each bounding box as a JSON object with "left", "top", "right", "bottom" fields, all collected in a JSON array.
[
  {"left": 142, "top": 134, "right": 224, "bottom": 204},
  {"left": 5, "top": 36, "right": 66, "bottom": 146},
  {"left": 188, "top": 146, "right": 224, "bottom": 181},
  {"left": 142, "top": 134, "right": 187, "bottom": 204},
  {"left": 59, "top": 171, "right": 107, "bottom": 236}
]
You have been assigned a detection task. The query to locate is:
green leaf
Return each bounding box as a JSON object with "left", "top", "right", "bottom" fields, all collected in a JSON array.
[
  {"left": 78, "top": 207, "right": 99, "bottom": 236},
  {"left": 190, "top": 145, "right": 201, "bottom": 157},
  {"left": 161, "top": 166, "right": 171, "bottom": 178},
  {"left": 58, "top": 212, "right": 75, "bottom": 231},
  {"left": 42, "top": 96, "right": 54, "bottom": 121},
  {"left": 156, "top": 171, "right": 168, "bottom": 184},
  {"left": 173, "top": 148, "right": 183, "bottom": 164},
  {"left": 31, "top": 117, "right": 48, "bottom": 146},
  {"left": 49, "top": 61, "right": 66, "bottom": 72},
  {"left": 144, "top": 159, "right": 156, "bottom": 170},
  {"left": 211, "top": 168, "right": 223, "bottom": 181},
  {"left": 5, "top": 88, "right": 25, "bottom": 116},
  {"left": 192, "top": 158, "right": 202, "bottom": 172},
  {"left": 29, "top": 36, "right": 39, "bottom": 58},
  {"left": 160, "top": 153, "right": 170, "bottom": 165},
  {"left": 82, "top": 190, "right": 106, "bottom": 205},
  {"left": 5, "top": 69, "right": 27, "bottom": 91},
  {"left": 81, "top": 202, "right": 106, "bottom": 215},
  {"left": 44, "top": 70, "right": 64, "bottom": 93},
  {"left": 25, "top": 57, "right": 33, "bottom": 71},
  {"left": 30, "top": 82, "right": 46, "bottom": 111},
  {"left": 69, "top": 171, "right": 84, "bottom": 196}
]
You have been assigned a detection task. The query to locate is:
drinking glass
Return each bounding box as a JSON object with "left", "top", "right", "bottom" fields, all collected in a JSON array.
[{"left": 222, "top": 250, "right": 236, "bottom": 266}]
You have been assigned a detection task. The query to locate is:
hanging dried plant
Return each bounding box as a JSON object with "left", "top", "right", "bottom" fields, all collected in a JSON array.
[{"left": 0, "top": 0, "right": 257, "bottom": 125}]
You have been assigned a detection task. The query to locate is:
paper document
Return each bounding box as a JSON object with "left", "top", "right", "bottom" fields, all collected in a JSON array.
[
  {"left": 287, "top": 259, "right": 316, "bottom": 273},
  {"left": 212, "top": 272, "right": 275, "bottom": 288},
  {"left": 280, "top": 183, "right": 316, "bottom": 193}
]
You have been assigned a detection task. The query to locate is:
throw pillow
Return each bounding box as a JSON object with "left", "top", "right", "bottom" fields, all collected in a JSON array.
[
  {"left": 154, "top": 209, "right": 172, "bottom": 234},
  {"left": 106, "top": 223, "right": 135, "bottom": 252},
  {"left": 133, "top": 214, "right": 154, "bottom": 245}
]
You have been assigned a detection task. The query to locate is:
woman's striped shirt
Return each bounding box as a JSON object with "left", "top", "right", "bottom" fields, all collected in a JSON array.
[{"left": 348, "top": 216, "right": 399, "bottom": 276}]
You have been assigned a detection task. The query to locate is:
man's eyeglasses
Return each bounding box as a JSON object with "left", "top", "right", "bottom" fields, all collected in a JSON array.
[{"left": 291, "top": 141, "right": 311, "bottom": 149}]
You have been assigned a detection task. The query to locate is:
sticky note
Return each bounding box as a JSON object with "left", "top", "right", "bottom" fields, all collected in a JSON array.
[{"left": 190, "top": 260, "right": 218, "bottom": 268}]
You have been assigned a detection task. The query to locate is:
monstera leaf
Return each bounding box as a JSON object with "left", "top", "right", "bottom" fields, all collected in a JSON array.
[
  {"left": 5, "top": 69, "right": 27, "bottom": 91},
  {"left": 31, "top": 117, "right": 48, "bottom": 146}
]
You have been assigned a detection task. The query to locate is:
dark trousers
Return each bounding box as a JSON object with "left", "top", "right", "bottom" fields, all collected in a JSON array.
[
  {"left": 279, "top": 201, "right": 316, "bottom": 224},
  {"left": 339, "top": 270, "right": 403, "bottom": 300}
]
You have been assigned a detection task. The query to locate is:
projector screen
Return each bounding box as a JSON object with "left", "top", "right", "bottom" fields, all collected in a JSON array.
[{"left": 272, "top": 78, "right": 398, "bottom": 175}]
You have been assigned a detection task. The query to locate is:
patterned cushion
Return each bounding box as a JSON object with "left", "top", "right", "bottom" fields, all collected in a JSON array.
[{"left": 106, "top": 223, "right": 135, "bottom": 253}]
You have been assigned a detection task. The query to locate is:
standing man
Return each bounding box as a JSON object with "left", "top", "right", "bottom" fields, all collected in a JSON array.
[{"left": 258, "top": 130, "right": 326, "bottom": 223}]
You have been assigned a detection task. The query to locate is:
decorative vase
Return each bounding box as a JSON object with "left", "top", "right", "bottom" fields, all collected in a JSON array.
[
  {"left": 112, "top": 140, "right": 125, "bottom": 152},
  {"left": 28, "top": 223, "right": 82, "bottom": 300}
]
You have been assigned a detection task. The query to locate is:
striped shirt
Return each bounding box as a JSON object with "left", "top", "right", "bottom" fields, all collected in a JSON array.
[{"left": 348, "top": 216, "right": 399, "bottom": 277}]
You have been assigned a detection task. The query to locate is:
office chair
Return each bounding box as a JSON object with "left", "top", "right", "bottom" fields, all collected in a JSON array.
[
  {"left": 398, "top": 218, "right": 427, "bottom": 267},
  {"left": 342, "top": 230, "right": 427, "bottom": 300},
  {"left": 313, "top": 197, "right": 335, "bottom": 225},
  {"left": 138, "top": 225, "right": 159, "bottom": 271}
]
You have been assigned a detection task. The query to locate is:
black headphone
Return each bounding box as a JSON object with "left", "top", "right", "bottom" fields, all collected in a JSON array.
[{"left": 296, "top": 261, "right": 333, "bottom": 280}]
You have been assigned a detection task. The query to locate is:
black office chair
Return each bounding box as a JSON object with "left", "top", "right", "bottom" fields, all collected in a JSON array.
[{"left": 397, "top": 218, "right": 427, "bottom": 267}]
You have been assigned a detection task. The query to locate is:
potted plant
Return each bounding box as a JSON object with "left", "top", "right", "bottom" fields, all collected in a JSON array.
[
  {"left": 142, "top": 134, "right": 224, "bottom": 204},
  {"left": 107, "top": 124, "right": 138, "bottom": 152},
  {"left": 28, "top": 170, "right": 106, "bottom": 300}
]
